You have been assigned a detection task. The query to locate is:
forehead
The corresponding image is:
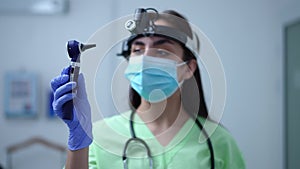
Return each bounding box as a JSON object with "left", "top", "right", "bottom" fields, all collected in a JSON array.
[{"left": 131, "top": 35, "right": 181, "bottom": 47}]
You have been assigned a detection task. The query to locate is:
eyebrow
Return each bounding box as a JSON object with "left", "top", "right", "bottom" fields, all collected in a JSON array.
[{"left": 132, "top": 38, "right": 175, "bottom": 47}]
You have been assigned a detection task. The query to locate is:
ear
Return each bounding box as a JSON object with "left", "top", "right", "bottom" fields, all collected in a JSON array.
[{"left": 184, "top": 59, "right": 197, "bottom": 80}]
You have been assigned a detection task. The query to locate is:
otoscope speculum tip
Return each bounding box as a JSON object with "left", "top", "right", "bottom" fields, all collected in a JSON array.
[{"left": 67, "top": 40, "right": 96, "bottom": 62}]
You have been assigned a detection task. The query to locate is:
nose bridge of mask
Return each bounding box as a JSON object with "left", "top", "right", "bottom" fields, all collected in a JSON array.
[
  {"left": 127, "top": 55, "right": 186, "bottom": 77},
  {"left": 143, "top": 55, "right": 177, "bottom": 74}
]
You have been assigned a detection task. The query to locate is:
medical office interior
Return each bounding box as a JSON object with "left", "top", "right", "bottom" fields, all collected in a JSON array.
[{"left": 0, "top": 0, "right": 300, "bottom": 168}]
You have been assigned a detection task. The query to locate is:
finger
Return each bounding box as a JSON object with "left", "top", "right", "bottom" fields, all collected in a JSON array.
[
  {"left": 50, "top": 74, "right": 70, "bottom": 91},
  {"left": 53, "top": 81, "right": 77, "bottom": 101},
  {"left": 61, "top": 66, "right": 71, "bottom": 75},
  {"left": 53, "top": 93, "right": 75, "bottom": 111}
]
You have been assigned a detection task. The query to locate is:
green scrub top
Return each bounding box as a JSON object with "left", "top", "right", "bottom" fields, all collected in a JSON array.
[{"left": 88, "top": 111, "right": 245, "bottom": 169}]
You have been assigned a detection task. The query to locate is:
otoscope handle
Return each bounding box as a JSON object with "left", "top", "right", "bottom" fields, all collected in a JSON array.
[
  {"left": 62, "top": 40, "right": 96, "bottom": 120},
  {"left": 70, "top": 62, "right": 80, "bottom": 83},
  {"left": 61, "top": 63, "right": 80, "bottom": 121}
]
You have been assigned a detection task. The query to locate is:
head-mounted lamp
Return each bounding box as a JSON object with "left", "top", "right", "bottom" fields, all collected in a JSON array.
[{"left": 118, "top": 8, "right": 200, "bottom": 59}]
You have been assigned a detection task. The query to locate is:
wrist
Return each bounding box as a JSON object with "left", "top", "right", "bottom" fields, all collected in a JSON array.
[{"left": 68, "top": 122, "right": 93, "bottom": 151}]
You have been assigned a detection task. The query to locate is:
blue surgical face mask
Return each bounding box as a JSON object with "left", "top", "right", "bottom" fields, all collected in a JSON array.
[{"left": 124, "top": 55, "right": 186, "bottom": 103}]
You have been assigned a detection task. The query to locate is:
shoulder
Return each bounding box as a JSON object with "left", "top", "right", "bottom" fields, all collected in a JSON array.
[
  {"left": 198, "top": 117, "right": 246, "bottom": 168},
  {"left": 197, "top": 117, "right": 238, "bottom": 145}
]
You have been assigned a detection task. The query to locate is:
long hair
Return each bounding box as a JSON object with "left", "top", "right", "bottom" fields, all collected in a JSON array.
[{"left": 128, "top": 10, "right": 209, "bottom": 119}]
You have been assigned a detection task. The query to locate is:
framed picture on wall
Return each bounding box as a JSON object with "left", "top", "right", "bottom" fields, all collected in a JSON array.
[{"left": 4, "top": 72, "right": 38, "bottom": 118}]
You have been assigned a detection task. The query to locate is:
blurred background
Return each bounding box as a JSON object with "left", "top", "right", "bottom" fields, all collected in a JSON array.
[{"left": 0, "top": 0, "right": 300, "bottom": 168}]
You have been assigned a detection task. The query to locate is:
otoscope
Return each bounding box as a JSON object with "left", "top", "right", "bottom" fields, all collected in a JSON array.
[{"left": 62, "top": 40, "right": 96, "bottom": 120}]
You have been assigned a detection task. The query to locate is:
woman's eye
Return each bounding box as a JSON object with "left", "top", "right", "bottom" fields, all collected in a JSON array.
[
  {"left": 157, "top": 49, "right": 170, "bottom": 56},
  {"left": 132, "top": 49, "right": 143, "bottom": 55}
]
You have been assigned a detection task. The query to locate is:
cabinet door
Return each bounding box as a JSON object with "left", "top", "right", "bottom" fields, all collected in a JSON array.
[{"left": 286, "top": 19, "right": 300, "bottom": 169}]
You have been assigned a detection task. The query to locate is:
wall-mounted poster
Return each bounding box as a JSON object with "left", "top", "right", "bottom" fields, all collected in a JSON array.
[{"left": 4, "top": 72, "right": 38, "bottom": 118}]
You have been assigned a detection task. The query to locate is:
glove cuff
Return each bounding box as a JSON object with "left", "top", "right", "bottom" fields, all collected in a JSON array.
[{"left": 68, "top": 122, "right": 93, "bottom": 151}]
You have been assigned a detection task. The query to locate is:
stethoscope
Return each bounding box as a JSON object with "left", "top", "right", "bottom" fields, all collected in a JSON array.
[{"left": 122, "top": 111, "right": 215, "bottom": 169}]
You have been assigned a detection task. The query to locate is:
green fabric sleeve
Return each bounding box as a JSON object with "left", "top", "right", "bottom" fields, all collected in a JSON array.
[{"left": 211, "top": 126, "right": 246, "bottom": 168}]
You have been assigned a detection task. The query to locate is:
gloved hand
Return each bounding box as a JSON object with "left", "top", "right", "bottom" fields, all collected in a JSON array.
[{"left": 50, "top": 66, "right": 92, "bottom": 151}]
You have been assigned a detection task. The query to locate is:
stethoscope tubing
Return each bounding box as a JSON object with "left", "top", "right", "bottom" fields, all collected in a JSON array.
[{"left": 123, "top": 111, "right": 215, "bottom": 169}]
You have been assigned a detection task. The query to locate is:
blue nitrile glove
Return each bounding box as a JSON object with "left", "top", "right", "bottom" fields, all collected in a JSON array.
[{"left": 50, "top": 66, "right": 92, "bottom": 151}]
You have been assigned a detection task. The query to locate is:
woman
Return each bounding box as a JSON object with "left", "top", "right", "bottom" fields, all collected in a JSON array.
[{"left": 51, "top": 8, "right": 245, "bottom": 169}]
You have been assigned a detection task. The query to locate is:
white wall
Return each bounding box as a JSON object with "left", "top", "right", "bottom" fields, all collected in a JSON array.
[{"left": 0, "top": 0, "right": 299, "bottom": 168}]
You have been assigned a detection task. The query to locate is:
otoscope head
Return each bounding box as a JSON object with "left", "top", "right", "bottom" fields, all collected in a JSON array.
[
  {"left": 67, "top": 40, "right": 96, "bottom": 62},
  {"left": 67, "top": 40, "right": 81, "bottom": 62}
]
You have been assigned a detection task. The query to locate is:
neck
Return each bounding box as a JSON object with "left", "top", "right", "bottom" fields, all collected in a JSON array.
[{"left": 136, "top": 90, "right": 189, "bottom": 136}]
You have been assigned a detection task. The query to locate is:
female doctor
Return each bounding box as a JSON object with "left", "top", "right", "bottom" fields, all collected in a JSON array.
[{"left": 51, "top": 8, "right": 245, "bottom": 169}]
